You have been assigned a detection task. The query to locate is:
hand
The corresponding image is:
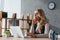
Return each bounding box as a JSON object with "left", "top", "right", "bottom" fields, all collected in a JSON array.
[
  {"left": 32, "top": 19, "right": 37, "bottom": 25},
  {"left": 27, "top": 32, "right": 32, "bottom": 36}
]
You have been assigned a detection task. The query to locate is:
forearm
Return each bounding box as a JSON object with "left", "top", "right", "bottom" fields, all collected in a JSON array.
[
  {"left": 36, "top": 22, "right": 40, "bottom": 31},
  {"left": 29, "top": 25, "right": 34, "bottom": 33},
  {"left": 44, "top": 23, "right": 49, "bottom": 34}
]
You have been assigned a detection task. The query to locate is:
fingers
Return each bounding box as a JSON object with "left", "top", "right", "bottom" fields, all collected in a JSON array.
[{"left": 32, "top": 19, "right": 36, "bottom": 25}]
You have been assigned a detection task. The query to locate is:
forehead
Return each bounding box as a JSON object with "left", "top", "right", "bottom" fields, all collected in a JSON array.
[{"left": 34, "top": 10, "right": 38, "bottom": 13}]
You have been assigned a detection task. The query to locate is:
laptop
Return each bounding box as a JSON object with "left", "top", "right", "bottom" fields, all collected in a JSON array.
[{"left": 10, "top": 26, "right": 24, "bottom": 38}]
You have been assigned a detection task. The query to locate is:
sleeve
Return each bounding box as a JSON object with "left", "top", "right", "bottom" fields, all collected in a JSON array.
[
  {"left": 36, "top": 22, "right": 40, "bottom": 32},
  {"left": 44, "top": 23, "right": 49, "bottom": 34},
  {"left": 29, "top": 25, "right": 34, "bottom": 33}
]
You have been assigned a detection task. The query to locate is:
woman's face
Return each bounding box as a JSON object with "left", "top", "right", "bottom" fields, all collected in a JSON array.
[{"left": 34, "top": 10, "right": 41, "bottom": 20}]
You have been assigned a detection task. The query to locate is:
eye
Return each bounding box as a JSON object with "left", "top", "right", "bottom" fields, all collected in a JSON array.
[{"left": 35, "top": 13, "right": 37, "bottom": 16}]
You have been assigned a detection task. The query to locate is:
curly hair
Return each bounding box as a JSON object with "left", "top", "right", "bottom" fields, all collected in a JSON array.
[{"left": 35, "top": 9, "right": 48, "bottom": 31}]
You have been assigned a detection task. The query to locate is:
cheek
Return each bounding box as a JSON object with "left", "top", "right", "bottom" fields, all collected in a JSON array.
[
  {"left": 37, "top": 14, "right": 40, "bottom": 17},
  {"left": 35, "top": 16, "right": 39, "bottom": 20}
]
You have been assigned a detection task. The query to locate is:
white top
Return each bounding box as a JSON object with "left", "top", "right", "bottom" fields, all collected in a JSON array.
[{"left": 29, "top": 22, "right": 49, "bottom": 34}]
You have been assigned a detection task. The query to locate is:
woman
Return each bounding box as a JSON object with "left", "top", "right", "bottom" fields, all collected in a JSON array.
[{"left": 28, "top": 9, "right": 49, "bottom": 37}]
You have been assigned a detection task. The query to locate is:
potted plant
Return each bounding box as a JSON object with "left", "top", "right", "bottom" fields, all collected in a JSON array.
[{"left": 4, "top": 30, "right": 10, "bottom": 37}]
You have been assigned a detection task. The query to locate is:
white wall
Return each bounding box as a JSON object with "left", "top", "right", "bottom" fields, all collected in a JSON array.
[
  {"left": 1, "top": 0, "right": 21, "bottom": 35},
  {"left": 0, "top": 0, "right": 4, "bottom": 11},
  {"left": 0, "top": 0, "right": 2, "bottom": 10},
  {"left": 3, "top": 0, "right": 21, "bottom": 18}
]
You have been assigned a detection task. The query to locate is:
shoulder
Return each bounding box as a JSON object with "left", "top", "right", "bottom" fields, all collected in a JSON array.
[
  {"left": 45, "top": 23, "right": 49, "bottom": 25},
  {"left": 45, "top": 23, "right": 49, "bottom": 27}
]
